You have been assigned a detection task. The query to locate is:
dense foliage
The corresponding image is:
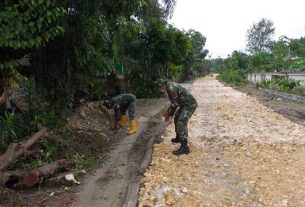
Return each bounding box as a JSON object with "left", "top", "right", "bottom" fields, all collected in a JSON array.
[
  {"left": 259, "top": 78, "right": 304, "bottom": 96},
  {"left": 246, "top": 18, "right": 275, "bottom": 54},
  {"left": 217, "top": 69, "right": 248, "bottom": 85},
  {"left": 1, "top": 0, "right": 208, "bottom": 108},
  {"left": 0, "top": 0, "right": 66, "bottom": 89},
  {"left": 0, "top": 0, "right": 208, "bottom": 151},
  {"left": 181, "top": 30, "right": 208, "bottom": 80}
]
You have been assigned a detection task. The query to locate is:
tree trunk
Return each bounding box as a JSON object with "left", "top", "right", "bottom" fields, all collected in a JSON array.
[
  {"left": 0, "top": 170, "right": 27, "bottom": 186},
  {"left": 0, "top": 85, "right": 11, "bottom": 114},
  {"left": 23, "top": 159, "right": 74, "bottom": 187},
  {"left": 0, "top": 128, "right": 48, "bottom": 171}
]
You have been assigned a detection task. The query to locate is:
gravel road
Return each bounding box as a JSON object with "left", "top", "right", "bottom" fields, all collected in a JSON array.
[{"left": 138, "top": 76, "right": 305, "bottom": 207}]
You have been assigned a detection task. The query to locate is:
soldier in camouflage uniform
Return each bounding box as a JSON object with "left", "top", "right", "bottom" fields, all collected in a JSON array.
[
  {"left": 155, "top": 79, "right": 197, "bottom": 155},
  {"left": 103, "top": 93, "right": 137, "bottom": 135}
]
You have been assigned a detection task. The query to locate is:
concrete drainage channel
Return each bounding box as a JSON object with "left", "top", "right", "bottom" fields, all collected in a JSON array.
[
  {"left": 122, "top": 114, "right": 169, "bottom": 207},
  {"left": 261, "top": 88, "right": 305, "bottom": 104}
]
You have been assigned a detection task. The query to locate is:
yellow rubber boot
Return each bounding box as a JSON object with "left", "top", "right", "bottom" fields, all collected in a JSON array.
[
  {"left": 128, "top": 120, "right": 137, "bottom": 134},
  {"left": 118, "top": 115, "right": 127, "bottom": 128}
]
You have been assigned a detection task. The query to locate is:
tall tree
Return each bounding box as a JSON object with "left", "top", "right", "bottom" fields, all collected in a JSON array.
[
  {"left": 290, "top": 37, "right": 305, "bottom": 57},
  {"left": 246, "top": 18, "right": 275, "bottom": 54},
  {"left": 161, "top": 0, "right": 176, "bottom": 18},
  {"left": 249, "top": 52, "right": 271, "bottom": 71},
  {"left": 210, "top": 58, "right": 226, "bottom": 72},
  {"left": 0, "top": 0, "right": 65, "bottom": 108},
  {"left": 228, "top": 51, "right": 250, "bottom": 70},
  {"left": 270, "top": 40, "right": 289, "bottom": 71},
  {"left": 182, "top": 29, "right": 208, "bottom": 79}
]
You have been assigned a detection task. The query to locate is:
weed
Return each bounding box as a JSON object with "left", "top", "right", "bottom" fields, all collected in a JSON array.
[
  {"left": 259, "top": 78, "right": 303, "bottom": 96},
  {"left": 134, "top": 138, "right": 142, "bottom": 147},
  {"left": 23, "top": 159, "right": 45, "bottom": 170},
  {"left": 0, "top": 112, "right": 18, "bottom": 152},
  {"left": 72, "top": 152, "right": 87, "bottom": 170},
  {"left": 0, "top": 188, "right": 23, "bottom": 207}
]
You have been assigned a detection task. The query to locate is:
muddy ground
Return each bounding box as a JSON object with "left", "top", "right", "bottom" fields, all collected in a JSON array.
[{"left": 139, "top": 77, "right": 305, "bottom": 207}]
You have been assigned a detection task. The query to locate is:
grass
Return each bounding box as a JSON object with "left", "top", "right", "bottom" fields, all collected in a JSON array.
[{"left": 0, "top": 188, "right": 23, "bottom": 207}]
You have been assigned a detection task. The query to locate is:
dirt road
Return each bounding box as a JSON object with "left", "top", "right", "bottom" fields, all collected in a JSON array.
[
  {"left": 138, "top": 77, "right": 305, "bottom": 206},
  {"left": 71, "top": 99, "right": 170, "bottom": 207}
]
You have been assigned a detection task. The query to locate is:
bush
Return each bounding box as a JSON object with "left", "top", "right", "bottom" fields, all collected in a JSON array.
[
  {"left": 289, "top": 59, "right": 305, "bottom": 72},
  {"left": 0, "top": 112, "right": 19, "bottom": 152},
  {"left": 259, "top": 78, "right": 301, "bottom": 93},
  {"left": 0, "top": 111, "right": 61, "bottom": 153},
  {"left": 217, "top": 69, "right": 248, "bottom": 85},
  {"left": 292, "top": 86, "right": 305, "bottom": 97}
]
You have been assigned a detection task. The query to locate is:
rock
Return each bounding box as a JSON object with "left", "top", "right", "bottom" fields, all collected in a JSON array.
[
  {"left": 282, "top": 199, "right": 288, "bottom": 206},
  {"left": 164, "top": 190, "right": 177, "bottom": 206},
  {"left": 156, "top": 185, "right": 172, "bottom": 200},
  {"left": 43, "top": 171, "right": 83, "bottom": 187},
  {"left": 79, "top": 107, "right": 86, "bottom": 118},
  {"left": 60, "top": 195, "right": 74, "bottom": 205}
]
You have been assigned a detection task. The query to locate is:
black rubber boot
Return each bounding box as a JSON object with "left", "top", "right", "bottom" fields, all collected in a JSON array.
[
  {"left": 171, "top": 136, "right": 181, "bottom": 143},
  {"left": 173, "top": 140, "right": 190, "bottom": 155}
]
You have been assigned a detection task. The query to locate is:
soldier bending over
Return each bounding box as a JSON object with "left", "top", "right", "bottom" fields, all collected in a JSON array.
[
  {"left": 155, "top": 79, "right": 197, "bottom": 155},
  {"left": 103, "top": 93, "right": 137, "bottom": 135}
]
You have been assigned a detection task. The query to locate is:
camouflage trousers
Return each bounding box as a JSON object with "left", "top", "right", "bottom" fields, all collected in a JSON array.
[
  {"left": 174, "top": 104, "right": 197, "bottom": 141},
  {"left": 120, "top": 101, "right": 136, "bottom": 120}
]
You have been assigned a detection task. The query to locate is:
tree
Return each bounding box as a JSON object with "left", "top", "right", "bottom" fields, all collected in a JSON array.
[
  {"left": 246, "top": 18, "right": 275, "bottom": 54},
  {"left": 289, "top": 37, "right": 305, "bottom": 57},
  {"left": 225, "top": 54, "right": 238, "bottom": 70},
  {"left": 0, "top": 0, "right": 196, "bottom": 112},
  {"left": 210, "top": 58, "right": 226, "bottom": 72},
  {"left": 285, "top": 36, "right": 305, "bottom": 72},
  {"left": 0, "top": 0, "right": 66, "bottom": 108},
  {"left": 226, "top": 51, "right": 250, "bottom": 70},
  {"left": 182, "top": 29, "right": 208, "bottom": 80},
  {"left": 270, "top": 40, "right": 289, "bottom": 71},
  {"left": 160, "top": 0, "right": 176, "bottom": 18},
  {"left": 249, "top": 52, "right": 272, "bottom": 71}
]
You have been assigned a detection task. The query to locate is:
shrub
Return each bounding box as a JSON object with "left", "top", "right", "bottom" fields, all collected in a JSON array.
[
  {"left": 0, "top": 111, "right": 61, "bottom": 153},
  {"left": 0, "top": 112, "right": 19, "bottom": 152},
  {"left": 259, "top": 78, "right": 301, "bottom": 93},
  {"left": 217, "top": 69, "right": 248, "bottom": 85},
  {"left": 289, "top": 59, "right": 305, "bottom": 72}
]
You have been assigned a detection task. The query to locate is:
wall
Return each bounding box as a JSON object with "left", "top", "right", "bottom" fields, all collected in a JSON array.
[{"left": 248, "top": 72, "right": 305, "bottom": 86}]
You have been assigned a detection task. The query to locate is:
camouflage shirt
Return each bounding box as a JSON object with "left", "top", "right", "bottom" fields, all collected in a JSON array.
[
  {"left": 111, "top": 93, "right": 136, "bottom": 120},
  {"left": 166, "top": 82, "right": 197, "bottom": 117}
]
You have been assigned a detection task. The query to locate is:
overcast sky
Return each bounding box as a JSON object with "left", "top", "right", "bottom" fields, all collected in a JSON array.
[{"left": 169, "top": 0, "right": 305, "bottom": 58}]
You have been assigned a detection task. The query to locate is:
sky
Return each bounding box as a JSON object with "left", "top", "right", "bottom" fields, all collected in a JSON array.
[{"left": 169, "top": 0, "right": 305, "bottom": 58}]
